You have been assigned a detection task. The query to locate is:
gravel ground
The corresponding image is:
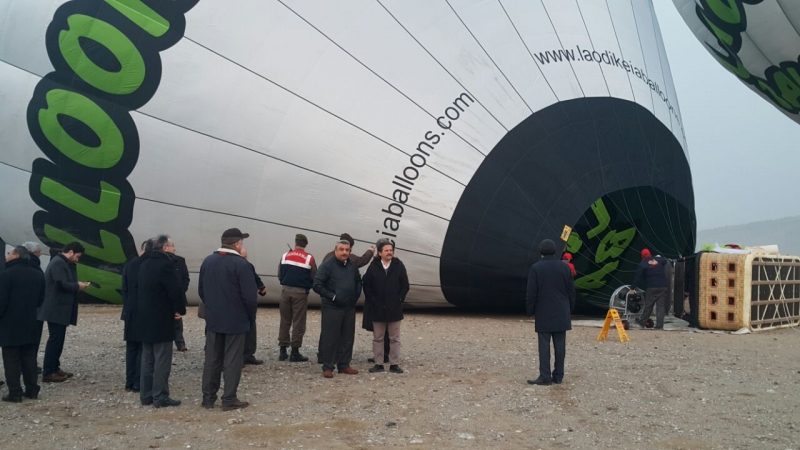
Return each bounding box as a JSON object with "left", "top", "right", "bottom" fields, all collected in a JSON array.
[{"left": 1, "top": 305, "right": 799, "bottom": 450}]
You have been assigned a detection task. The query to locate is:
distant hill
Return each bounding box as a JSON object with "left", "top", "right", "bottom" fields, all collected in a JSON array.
[{"left": 697, "top": 216, "right": 800, "bottom": 256}]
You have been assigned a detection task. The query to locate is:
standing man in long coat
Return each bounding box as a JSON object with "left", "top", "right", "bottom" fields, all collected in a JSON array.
[
  {"left": 120, "top": 239, "right": 153, "bottom": 392},
  {"left": 0, "top": 246, "right": 46, "bottom": 402},
  {"left": 362, "top": 239, "right": 409, "bottom": 374},
  {"left": 526, "top": 239, "right": 576, "bottom": 386},
  {"left": 136, "top": 235, "right": 185, "bottom": 407}
]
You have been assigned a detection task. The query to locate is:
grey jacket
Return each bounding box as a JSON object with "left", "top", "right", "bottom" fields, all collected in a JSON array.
[
  {"left": 313, "top": 256, "right": 363, "bottom": 309},
  {"left": 38, "top": 254, "right": 80, "bottom": 326},
  {"left": 199, "top": 250, "right": 258, "bottom": 335}
]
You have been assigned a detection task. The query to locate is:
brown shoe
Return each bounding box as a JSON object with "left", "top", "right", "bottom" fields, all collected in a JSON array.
[
  {"left": 221, "top": 401, "right": 249, "bottom": 412},
  {"left": 338, "top": 367, "right": 358, "bottom": 375},
  {"left": 57, "top": 370, "right": 74, "bottom": 378},
  {"left": 42, "top": 373, "right": 67, "bottom": 383},
  {"left": 177, "top": 347, "right": 188, "bottom": 352},
  {"left": 322, "top": 370, "right": 334, "bottom": 378}
]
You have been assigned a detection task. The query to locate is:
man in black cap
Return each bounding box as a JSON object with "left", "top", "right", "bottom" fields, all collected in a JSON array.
[
  {"left": 278, "top": 234, "right": 316, "bottom": 362},
  {"left": 526, "top": 239, "right": 575, "bottom": 386},
  {"left": 199, "top": 228, "right": 257, "bottom": 411}
]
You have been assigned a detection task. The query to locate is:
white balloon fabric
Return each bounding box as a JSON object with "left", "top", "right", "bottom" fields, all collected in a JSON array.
[
  {"left": 0, "top": 0, "right": 695, "bottom": 310},
  {"left": 673, "top": 0, "right": 800, "bottom": 124}
]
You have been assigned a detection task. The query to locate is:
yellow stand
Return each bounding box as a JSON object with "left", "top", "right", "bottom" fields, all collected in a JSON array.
[{"left": 597, "top": 309, "right": 630, "bottom": 342}]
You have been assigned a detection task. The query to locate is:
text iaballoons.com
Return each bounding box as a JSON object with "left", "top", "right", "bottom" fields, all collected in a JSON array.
[{"left": 377, "top": 93, "right": 474, "bottom": 245}]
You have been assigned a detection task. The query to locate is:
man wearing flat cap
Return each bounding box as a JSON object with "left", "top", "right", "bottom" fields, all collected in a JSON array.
[
  {"left": 277, "top": 234, "right": 317, "bottom": 362},
  {"left": 198, "top": 228, "right": 257, "bottom": 411},
  {"left": 526, "top": 239, "right": 575, "bottom": 386}
]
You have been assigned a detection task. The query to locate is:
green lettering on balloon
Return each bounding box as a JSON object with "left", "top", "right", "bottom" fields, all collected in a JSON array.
[
  {"left": 586, "top": 199, "right": 610, "bottom": 239},
  {"left": 59, "top": 14, "right": 145, "bottom": 95},
  {"left": 105, "top": 0, "right": 170, "bottom": 37},
  {"left": 575, "top": 261, "right": 619, "bottom": 291},
  {"left": 77, "top": 264, "right": 122, "bottom": 304},
  {"left": 44, "top": 224, "right": 127, "bottom": 264},
  {"left": 40, "top": 178, "right": 121, "bottom": 223},
  {"left": 38, "top": 89, "right": 124, "bottom": 169},
  {"left": 704, "top": 0, "right": 741, "bottom": 25},
  {"left": 773, "top": 71, "right": 800, "bottom": 109},
  {"left": 595, "top": 227, "right": 636, "bottom": 264}
]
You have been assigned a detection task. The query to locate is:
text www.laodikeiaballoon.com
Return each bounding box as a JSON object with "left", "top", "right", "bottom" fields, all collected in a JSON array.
[{"left": 533, "top": 45, "right": 681, "bottom": 126}]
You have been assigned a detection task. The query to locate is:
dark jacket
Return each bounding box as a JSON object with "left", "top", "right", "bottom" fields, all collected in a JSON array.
[
  {"left": 323, "top": 248, "right": 373, "bottom": 268},
  {"left": 0, "top": 259, "right": 46, "bottom": 347},
  {"left": 199, "top": 249, "right": 258, "bottom": 335},
  {"left": 279, "top": 248, "right": 317, "bottom": 291},
  {"left": 632, "top": 256, "right": 669, "bottom": 290},
  {"left": 135, "top": 252, "right": 186, "bottom": 343},
  {"left": 526, "top": 255, "right": 575, "bottom": 333},
  {"left": 30, "top": 254, "right": 42, "bottom": 272},
  {"left": 121, "top": 254, "right": 148, "bottom": 341},
  {"left": 313, "top": 256, "right": 362, "bottom": 309},
  {"left": 362, "top": 257, "right": 409, "bottom": 325},
  {"left": 168, "top": 253, "right": 190, "bottom": 305},
  {"left": 38, "top": 254, "right": 80, "bottom": 326}
]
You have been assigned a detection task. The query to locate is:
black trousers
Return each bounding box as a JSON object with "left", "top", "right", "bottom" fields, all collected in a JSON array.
[
  {"left": 174, "top": 319, "right": 185, "bottom": 349},
  {"left": 36, "top": 320, "right": 44, "bottom": 366},
  {"left": 537, "top": 331, "right": 566, "bottom": 382},
  {"left": 125, "top": 341, "right": 142, "bottom": 389},
  {"left": 642, "top": 287, "right": 669, "bottom": 328},
  {"left": 319, "top": 305, "right": 355, "bottom": 372},
  {"left": 2, "top": 343, "right": 39, "bottom": 397},
  {"left": 243, "top": 316, "right": 257, "bottom": 361},
  {"left": 43, "top": 322, "right": 68, "bottom": 376}
]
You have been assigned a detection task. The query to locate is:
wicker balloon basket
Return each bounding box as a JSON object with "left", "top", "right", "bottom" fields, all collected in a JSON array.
[{"left": 697, "top": 253, "right": 800, "bottom": 331}]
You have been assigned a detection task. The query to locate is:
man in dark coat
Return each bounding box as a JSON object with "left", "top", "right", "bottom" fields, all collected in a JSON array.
[
  {"left": 22, "top": 242, "right": 45, "bottom": 374},
  {"left": 199, "top": 228, "right": 257, "bottom": 411},
  {"left": 0, "top": 246, "right": 46, "bottom": 402},
  {"left": 318, "top": 233, "right": 374, "bottom": 364},
  {"left": 164, "top": 243, "right": 190, "bottom": 352},
  {"left": 632, "top": 249, "right": 670, "bottom": 329},
  {"left": 136, "top": 235, "right": 185, "bottom": 408},
  {"left": 240, "top": 247, "right": 267, "bottom": 365},
  {"left": 314, "top": 238, "right": 363, "bottom": 378},
  {"left": 120, "top": 239, "right": 154, "bottom": 392},
  {"left": 38, "top": 242, "right": 89, "bottom": 383},
  {"left": 363, "top": 239, "right": 409, "bottom": 374},
  {"left": 526, "top": 239, "right": 576, "bottom": 386}
]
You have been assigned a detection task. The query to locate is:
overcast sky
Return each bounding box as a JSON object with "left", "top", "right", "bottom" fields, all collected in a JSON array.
[{"left": 652, "top": 2, "right": 800, "bottom": 231}]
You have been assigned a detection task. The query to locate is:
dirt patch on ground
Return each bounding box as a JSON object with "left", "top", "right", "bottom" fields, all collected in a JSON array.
[{"left": 1, "top": 306, "right": 799, "bottom": 449}]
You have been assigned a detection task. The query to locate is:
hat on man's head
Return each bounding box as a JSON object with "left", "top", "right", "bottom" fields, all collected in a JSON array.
[
  {"left": 539, "top": 239, "right": 556, "bottom": 256},
  {"left": 339, "top": 233, "right": 354, "bottom": 247},
  {"left": 222, "top": 228, "right": 250, "bottom": 240},
  {"left": 641, "top": 248, "right": 652, "bottom": 259},
  {"left": 295, "top": 233, "right": 308, "bottom": 245},
  {"left": 562, "top": 252, "right": 573, "bottom": 261}
]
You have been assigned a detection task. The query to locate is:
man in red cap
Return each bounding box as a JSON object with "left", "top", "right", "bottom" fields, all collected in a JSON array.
[
  {"left": 561, "top": 252, "right": 577, "bottom": 277},
  {"left": 632, "top": 248, "right": 669, "bottom": 329}
]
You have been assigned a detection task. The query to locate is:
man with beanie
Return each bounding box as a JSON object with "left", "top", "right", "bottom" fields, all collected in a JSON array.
[
  {"left": 632, "top": 249, "right": 670, "bottom": 329},
  {"left": 278, "top": 234, "right": 316, "bottom": 362},
  {"left": 317, "top": 233, "right": 374, "bottom": 363},
  {"left": 526, "top": 239, "right": 575, "bottom": 386},
  {"left": 313, "top": 238, "right": 362, "bottom": 378},
  {"left": 199, "top": 228, "right": 257, "bottom": 411}
]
